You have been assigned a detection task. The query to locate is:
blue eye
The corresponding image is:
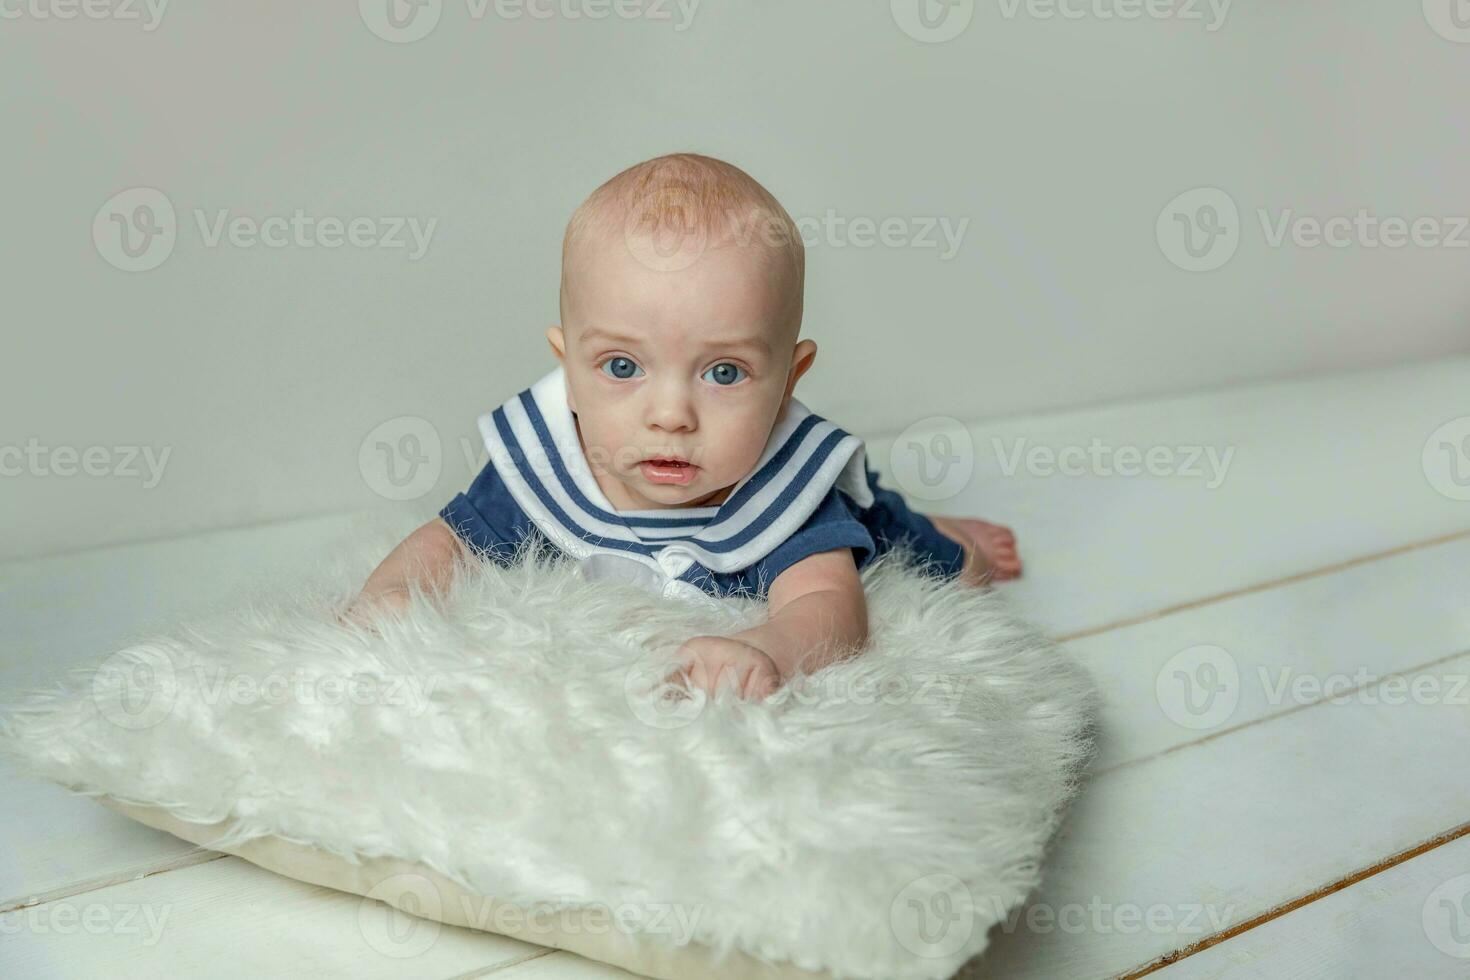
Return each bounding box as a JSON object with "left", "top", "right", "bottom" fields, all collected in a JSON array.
[
  {"left": 703, "top": 362, "right": 746, "bottom": 386},
  {"left": 599, "top": 357, "right": 643, "bottom": 380}
]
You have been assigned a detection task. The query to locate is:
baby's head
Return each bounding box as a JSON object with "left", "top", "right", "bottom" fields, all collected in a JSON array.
[{"left": 547, "top": 152, "right": 814, "bottom": 511}]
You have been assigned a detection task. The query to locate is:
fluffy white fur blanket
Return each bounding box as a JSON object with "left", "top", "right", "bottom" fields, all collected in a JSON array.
[{"left": 0, "top": 510, "right": 1098, "bottom": 980}]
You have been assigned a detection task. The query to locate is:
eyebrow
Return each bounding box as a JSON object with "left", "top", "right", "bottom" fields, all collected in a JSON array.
[{"left": 580, "top": 327, "right": 771, "bottom": 357}]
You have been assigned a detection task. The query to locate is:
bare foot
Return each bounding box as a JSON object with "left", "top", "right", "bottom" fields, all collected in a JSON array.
[{"left": 927, "top": 515, "right": 1023, "bottom": 585}]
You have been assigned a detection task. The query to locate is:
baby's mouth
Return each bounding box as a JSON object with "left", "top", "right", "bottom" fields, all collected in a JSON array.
[{"left": 639, "top": 457, "right": 699, "bottom": 485}]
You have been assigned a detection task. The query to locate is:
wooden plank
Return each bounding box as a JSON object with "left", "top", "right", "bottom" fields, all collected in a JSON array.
[
  {"left": 1068, "top": 534, "right": 1470, "bottom": 773},
  {"left": 0, "top": 777, "right": 209, "bottom": 912},
  {"left": 0, "top": 510, "right": 376, "bottom": 689},
  {"left": 0, "top": 853, "right": 546, "bottom": 979},
  {"left": 490, "top": 949, "right": 642, "bottom": 978},
  {"left": 864, "top": 355, "right": 1470, "bottom": 637},
  {"left": 957, "top": 651, "right": 1470, "bottom": 979},
  {"left": 1158, "top": 832, "right": 1470, "bottom": 979},
  {"left": 0, "top": 510, "right": 391, "bottom": 904}
]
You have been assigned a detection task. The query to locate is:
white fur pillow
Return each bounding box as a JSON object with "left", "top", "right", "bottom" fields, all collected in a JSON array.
[{"left": 0, "top": 511, "right": 1098, "bottom": 980}]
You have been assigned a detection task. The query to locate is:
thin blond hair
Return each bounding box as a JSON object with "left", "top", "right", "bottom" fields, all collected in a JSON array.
[{"left": 559, "top": 152, "right": 804, "bottom": 337}]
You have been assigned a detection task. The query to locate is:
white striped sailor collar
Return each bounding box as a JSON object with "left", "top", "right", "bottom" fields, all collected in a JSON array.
[{"left": 476, "top": 364, "right": 875, "bottom": 577}]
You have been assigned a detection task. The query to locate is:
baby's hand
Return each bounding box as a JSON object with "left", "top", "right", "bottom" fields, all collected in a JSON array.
[{"left": 674, "top": 636, "right": 781, "bottom": 701}]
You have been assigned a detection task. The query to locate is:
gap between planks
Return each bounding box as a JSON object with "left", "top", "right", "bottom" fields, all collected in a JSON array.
[
  {"left": 0, "top": 848, "right": 226, "bottom": 914},
  {"left": 1119, "top": 822, "right": 1470, "bottom": 979},
  {"left": 1093, "top": 644, "right": 1470, "bottom": 778},
  {"left": 1052, "top": 527, "right": 1470, "bottom": 644}
]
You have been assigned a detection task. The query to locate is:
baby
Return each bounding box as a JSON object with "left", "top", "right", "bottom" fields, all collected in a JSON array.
[{"left": 349, "top": 153, "right": 1021, "bottom": 700}]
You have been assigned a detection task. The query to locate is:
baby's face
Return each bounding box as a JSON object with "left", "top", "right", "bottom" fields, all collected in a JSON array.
[{"left": 552, "top": 233, "right": 806, "bottom": 511}]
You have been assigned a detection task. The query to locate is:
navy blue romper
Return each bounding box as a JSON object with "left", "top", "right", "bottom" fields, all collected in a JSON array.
[{"left": 438, "top": 367, "right": 967, "bottom": 603}]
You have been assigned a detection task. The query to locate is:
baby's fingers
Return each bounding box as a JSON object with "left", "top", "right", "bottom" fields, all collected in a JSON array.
[{"left": 744, "top": 669, "right": 778, "bottom": 700}]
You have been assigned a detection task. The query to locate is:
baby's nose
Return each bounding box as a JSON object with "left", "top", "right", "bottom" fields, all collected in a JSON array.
[{"left": 646, "top": 389, "right": 697, "bottom": 431}]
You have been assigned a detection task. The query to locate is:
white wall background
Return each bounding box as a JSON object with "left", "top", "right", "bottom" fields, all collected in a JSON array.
[{"left": 3, "top": 0, "right": 1468, "bottom": 561}]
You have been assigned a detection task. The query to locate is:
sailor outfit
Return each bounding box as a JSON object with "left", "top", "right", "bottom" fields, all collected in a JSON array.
[{"left": 438, "top": 365, "right": 966, "bottom": 604}]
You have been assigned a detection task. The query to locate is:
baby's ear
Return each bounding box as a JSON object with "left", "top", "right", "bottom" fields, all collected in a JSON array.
[
  {"left": 785, "top": 339, "right": 818, "bottom": 396},
  {"left": 545, "top": 325, "right": 566, "bottom": 363}
]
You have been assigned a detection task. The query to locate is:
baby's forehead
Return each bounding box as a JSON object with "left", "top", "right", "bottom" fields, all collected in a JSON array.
[
  {"left": 574, "top": 314, "right": 781, "bottom": 355},
  {"left": 577, "top": 219, "right": 776, "bottom": 271},
  {"left": 577, "top": 231, "right": 786, "bottom": 298},
  {"left": 563, "top": 197, "right": 801, "bottom": 345}
]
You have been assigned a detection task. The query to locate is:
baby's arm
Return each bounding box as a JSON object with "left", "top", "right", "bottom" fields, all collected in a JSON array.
[
  {"left": 345, "top": 517, "right": 466, "bottom": 622},
  {"left": 743, "top": 548, "right": 870, "bottom": 678},
  {"left": 677, "top": 548, "right": 869, "bottom": 698}
]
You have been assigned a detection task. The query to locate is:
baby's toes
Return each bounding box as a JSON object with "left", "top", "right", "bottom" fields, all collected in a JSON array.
[
  {"left": 983, "top": 545, "right": 1022, "bottom": 578},
  {"left": 984, "top": 524, "right": 1016, "bottom": 548},
  {"left": 986, "top": 533, "right": 1016, "bottom": 553}
]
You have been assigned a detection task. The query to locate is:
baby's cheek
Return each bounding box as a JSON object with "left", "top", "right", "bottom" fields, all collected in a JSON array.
[{"left": 714, "top": 426, "right": 770, "bottom": 476}]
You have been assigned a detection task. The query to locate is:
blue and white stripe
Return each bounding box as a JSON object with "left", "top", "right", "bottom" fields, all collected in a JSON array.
[{"left": 478, "top": 365, "right": 874, "bottom": 576}]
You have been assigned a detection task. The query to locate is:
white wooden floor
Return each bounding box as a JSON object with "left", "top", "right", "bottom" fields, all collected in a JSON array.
[{"left": 3, "top": 355, "right": 1469, "bottom": 979}]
